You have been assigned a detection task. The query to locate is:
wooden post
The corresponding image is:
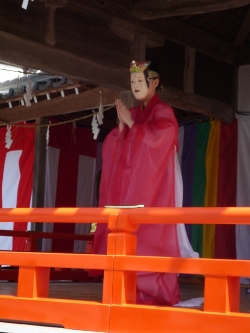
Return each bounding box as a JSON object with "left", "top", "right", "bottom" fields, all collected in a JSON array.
[
  {"left": 130, "top": 31, "right": 146, "bottom": 62},
  {"left": 31, "top": 117, "right": 48, "bottom": 250},
  {"left": 184, "top": 46, "right": 196, "bottom": 93},
  {"left": 44, "top": 1, "right": 70, "bottom": 46}
]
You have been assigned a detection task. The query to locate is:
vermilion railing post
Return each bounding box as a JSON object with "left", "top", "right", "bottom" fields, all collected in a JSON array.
[
  {"left": 17, "top": 266, "right": 50, "bottom": 298},
  {"left": 103, "top": 211, "right": 137, "bottom": 305},
  {"left": 102, "top": 214, "right": 118, "bottom": 304},
  {"left": 204, "top": 275, "right": 240, "bottom": 312},
  {"left": 113, "top": 213, "right": 137, "bottom": 304}
]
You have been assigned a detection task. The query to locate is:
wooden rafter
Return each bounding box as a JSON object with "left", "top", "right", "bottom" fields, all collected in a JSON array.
[
  {"left": 0, "top": 82, "right": 234, "bottom": 125},
  {"left": 132, "top": 0, "right": 250, "bottom": 20},
  {"left": 234, "top": 8, "right": 250, "bottom": 48},
  {"left": 159, "top": 86, "right": 234, "bottom": 122},
  {"left": 109, "top": 17, "right": 165, "bottom": 48},
  {"left": 134, "top": 17, "right": 236, "bottom": 65},
  {"left": 0, "top": 86, "right": 119, "bottom": 125},
  {"left": 0, "top": 30, "right": 130, "bottom": 90}
]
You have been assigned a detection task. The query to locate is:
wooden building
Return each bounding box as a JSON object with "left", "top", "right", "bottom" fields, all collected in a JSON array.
[
  {"left": 1, "top": 3, "right": 250, "bottom": 332},
  {"left": 1, "top": 0, "right": 250, "bottom": 125}
]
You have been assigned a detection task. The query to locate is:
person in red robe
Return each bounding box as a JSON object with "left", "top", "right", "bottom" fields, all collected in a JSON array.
[{"left": 92, "top": 60, "right": 181, "bottom": 305}]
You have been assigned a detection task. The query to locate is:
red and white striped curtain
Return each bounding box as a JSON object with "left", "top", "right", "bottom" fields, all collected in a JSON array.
[
  {"left": 42, "top": 121, "right": 97, "bottom": 253},
  {"left": 0, "top": 124, "right": 34, "bottom": 250},
  {"left": 0, "top": 121, "right": 97, "bottom": 252}
]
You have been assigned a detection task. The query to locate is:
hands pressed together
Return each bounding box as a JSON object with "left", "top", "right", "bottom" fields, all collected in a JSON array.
[{"left": 115, "top": 99, "right": 134, "bottom": 132}]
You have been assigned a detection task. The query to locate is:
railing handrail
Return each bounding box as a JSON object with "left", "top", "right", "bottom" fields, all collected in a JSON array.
[
  {"left": 0, "top": 251, "right": 249, "bottom": 276},
  {"left": 0, "top": 206, "right": 249, "bottom": 224}
]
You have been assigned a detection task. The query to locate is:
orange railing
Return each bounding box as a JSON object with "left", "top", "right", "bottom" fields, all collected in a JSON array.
[
  {"left": 0, "top": 229, "right": 94, "bottom": 281},
  {"left": 0, "top": 207, "right": 249, "bottom": 332}
]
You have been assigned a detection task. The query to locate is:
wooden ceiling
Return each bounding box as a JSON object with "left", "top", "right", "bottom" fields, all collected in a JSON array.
[{"left": 1, "top": 0, "right": 250, "bottom": 129}]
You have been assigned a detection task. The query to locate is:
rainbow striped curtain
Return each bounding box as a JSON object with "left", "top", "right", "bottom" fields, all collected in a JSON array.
[{"left": 178, "top": 118, "right": 238, "bottom": 259}]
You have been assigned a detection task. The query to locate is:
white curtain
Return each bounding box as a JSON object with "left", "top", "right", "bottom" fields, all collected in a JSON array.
[
  {"left": 236, "top": 114, "right": 250, "bottom": 283},
  {"left": 0, "top": 151, "right": 22, "bottom": 250}
]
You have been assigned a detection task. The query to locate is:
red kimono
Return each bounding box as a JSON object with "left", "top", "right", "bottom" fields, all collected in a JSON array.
[{"left": 93, "top": 93, "right": 180, "bottom": 305}]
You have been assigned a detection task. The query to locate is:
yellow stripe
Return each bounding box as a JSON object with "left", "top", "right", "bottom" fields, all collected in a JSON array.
[{"left": 203, "top": 120, "right": 220, "bottom": 258}]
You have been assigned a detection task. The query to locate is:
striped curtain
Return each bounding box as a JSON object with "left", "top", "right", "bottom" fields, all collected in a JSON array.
[
  {"left": 179, "top": 118, "right": 237, "bottom": 259},
  {"left": 43, "top": 120, "right": 97, "bottom": 253},
  {"left": 0, "top": 124, "right": 35, "bottom": 251},
  {"left": 0, "top": 115, "right": 249, "bottom": 260}
]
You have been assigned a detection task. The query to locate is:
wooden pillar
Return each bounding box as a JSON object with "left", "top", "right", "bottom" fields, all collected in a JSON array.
[
  {"left": 184, "top": 46, "right": 196, "bottom": 93},
  {"left": 130, "top": 31, "right": 146, "bottom": 62},
  {"left": 31, "top": 117, "right": 48, "bottom": 250},
  {"left": 233, "top": 64, "right": 239, "bottom": 112},
  {"left": 44, "top": 0, "right": 66, "bottom": 45},
  {"left": 237, "top": 64, "right": 250, "bottom": 112}
]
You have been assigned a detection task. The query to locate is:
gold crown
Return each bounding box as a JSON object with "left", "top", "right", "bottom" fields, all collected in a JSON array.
[{"left": 130, "top": 60, "right": 151, "bottom": 73}]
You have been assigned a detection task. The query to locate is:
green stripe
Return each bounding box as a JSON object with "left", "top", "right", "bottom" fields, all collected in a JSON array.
[{"left": 191, "top": 121, "right": 211, "bottom": 256}]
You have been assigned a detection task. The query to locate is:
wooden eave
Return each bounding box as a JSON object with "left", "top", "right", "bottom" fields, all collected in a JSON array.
[{"left": 1, "top": 0, "right": 250, "bottom": 123}]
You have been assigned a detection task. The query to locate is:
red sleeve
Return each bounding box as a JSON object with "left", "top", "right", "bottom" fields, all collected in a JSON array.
[{"left": 130, "top": 103, "right": 178, "bottom": 149}]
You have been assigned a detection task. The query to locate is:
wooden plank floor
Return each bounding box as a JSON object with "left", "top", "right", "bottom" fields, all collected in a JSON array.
[{"left": 0, "top": 276, "right": 249, "bottom": 312}]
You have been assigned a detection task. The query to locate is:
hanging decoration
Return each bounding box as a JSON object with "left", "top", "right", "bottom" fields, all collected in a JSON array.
[
  {"left": 5, "top": 125, "right": 13, "bottom": 149},
  {"left": 23, "top": 76, "right": 32, "bottom": 107},
  {"left": 1, "top": 80, "right": 116, "bottom": 138},
  {"left": 91, "top": 90, "right": 104, "bottom": 140},
  {"left": 91, "top": 112, "right": 100, "bottom": 140},
  {"left": 22, "top": 0, "right": 34, "bottom": 10},
  {"left": 90, "top": 90, "right": 104, "bottom": 140},
  {"left": 46, "top": 121, "right": 50, "bottom": 149},
  {"left": 97, "top": 90, "right": 104, "bottom": 125}
]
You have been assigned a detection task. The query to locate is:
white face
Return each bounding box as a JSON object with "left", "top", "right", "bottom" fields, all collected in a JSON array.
[
  {"left": 130, "top": 72, "right": 157, "bottom": 103},
  {"left": 131, "top": 72, "right": 149, "bottom": 101}
]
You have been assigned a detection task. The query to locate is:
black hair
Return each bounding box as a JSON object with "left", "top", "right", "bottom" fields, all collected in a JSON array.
[
  {"left": 144, "top": 58, "right": 161, "bottom": 90},
  {"left": 147, "top": 58, "right": 161, "bottom": 75}
]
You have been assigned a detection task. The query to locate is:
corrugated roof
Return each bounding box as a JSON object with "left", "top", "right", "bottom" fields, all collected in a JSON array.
[{"left": 0, "top": 73, "right": 72, "bottom": 98}]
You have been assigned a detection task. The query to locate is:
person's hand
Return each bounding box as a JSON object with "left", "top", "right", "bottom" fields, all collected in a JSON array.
[
  {"left": 115, "top": 99, "right": 125, "bottom": 132},
  {"left": 115, "top": 99, "right": 134, "bottom": 130}
]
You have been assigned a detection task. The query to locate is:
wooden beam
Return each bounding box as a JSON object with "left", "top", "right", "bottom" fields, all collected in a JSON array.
[
  {"left": 110, "top": 16, "right": 236, "bottom": 65},
  {"left": 145, "top": 18, "right": 236, "bottom": 65},
  {"left": 0, "top": 87, "right": 119, "bottom": 125},
  {"left": 0, "top": 30, "right": 130, "bottom": 90},
  {"left": 109, "top": 17, "right": 165, "bottom": 48},
  {"left": 234, "top": 8, "right": 250, "bottom": 48},
  {"left": 159, "top": 86, "right": 234, "bottom": 122},
  {"left": 132, "top": 0, "right": 250, "bottom": 20},
  {"left": 0, "top": 81, "right": 234, "bottom": 123}
]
